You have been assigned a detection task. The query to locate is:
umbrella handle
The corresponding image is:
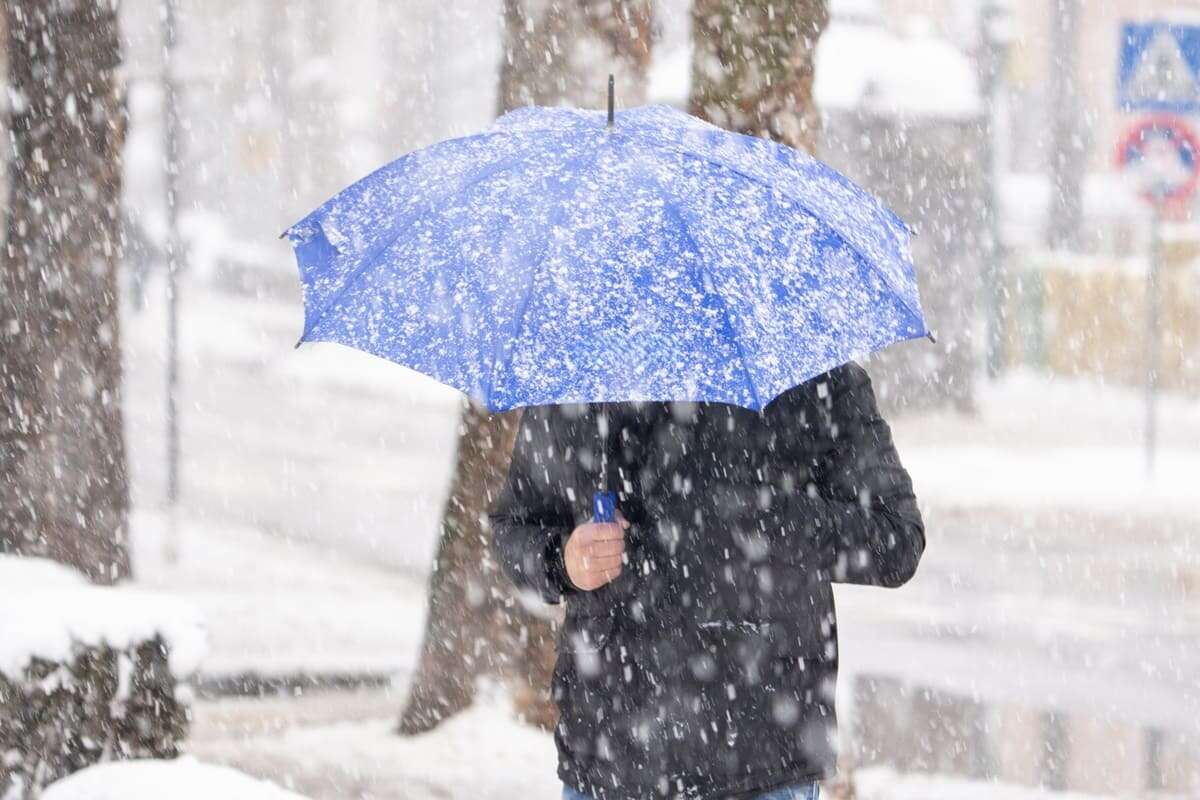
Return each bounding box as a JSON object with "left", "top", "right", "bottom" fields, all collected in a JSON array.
[{"left": 592, "top": 490, "right": 617, "bottom": 523}]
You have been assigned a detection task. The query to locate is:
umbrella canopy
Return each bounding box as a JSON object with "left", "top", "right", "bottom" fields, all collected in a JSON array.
[{"left": 284, "top": 104, "right": 929, "bottom": 412}]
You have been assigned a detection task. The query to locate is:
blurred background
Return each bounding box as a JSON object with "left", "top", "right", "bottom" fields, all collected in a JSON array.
[{"left": 0, "top": 0, "right": 1197, "bottom": 798}]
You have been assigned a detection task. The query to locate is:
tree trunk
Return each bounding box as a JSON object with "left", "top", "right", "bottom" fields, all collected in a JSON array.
[
  {"left": 396, "top": 402, "right": 529, "bottom": 733},
  {"left": 0, "top": 0, "right": 131, "bottom": 584},
  {"left": 497, "top": 0, "right": 652, "bottom": 113},
  {"left": 690, "top": 0, "right": 829, "bottom": 154},
  {"left": 397, "top": 0, "right": 652, "bottom": 736}
]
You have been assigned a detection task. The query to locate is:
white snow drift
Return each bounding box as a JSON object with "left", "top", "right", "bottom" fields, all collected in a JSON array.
[
  {"left": 41, "top": 758, "right": 309, "bottom": 800},
  {"left": 0, "top": 555, "right": 206, "bottom": 679}
]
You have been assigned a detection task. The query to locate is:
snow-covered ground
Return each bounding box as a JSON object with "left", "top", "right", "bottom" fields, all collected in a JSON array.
[
  {"left": 853, "top": 767, "right": 1117, "bottom": 800},
  {"left": 190, "top": 691, "right": 559, "bottom": 800},
  {"left": 187, "top": 688, "right": 1186, "bottom": 800},
  {"left": 42, "top": 757, "right": 309, "bottom": 800},
  {"left": 123, "top": 276, "right": 462, "bottom": 575},
  {"left": 187, "top": 691, "right": 1144, "bottom": 800},
  {"left": 130, "top": 511, "right": 424, "bottom": 678},
  {"left": 119, "top": 278, "right": 1199, "bottom": 796},
  {"left": 893, "top": 368, "right": 1200, "bottom": 522}
]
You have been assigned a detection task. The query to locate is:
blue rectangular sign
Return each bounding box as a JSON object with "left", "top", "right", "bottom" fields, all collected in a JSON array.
[{"left": 1118, "top": 22, "right": 1200, "bottom": 113}]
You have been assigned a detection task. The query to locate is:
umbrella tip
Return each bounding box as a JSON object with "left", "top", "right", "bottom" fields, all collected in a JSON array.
[
  {"left": 607, "top": 74, "right": 614, "bottom": 128},
  {"left": 294, "top": 336, "right": 304, "bottom": 350},
  {"left": 926, "top": 330, "right": 937, "bottom": 344}
]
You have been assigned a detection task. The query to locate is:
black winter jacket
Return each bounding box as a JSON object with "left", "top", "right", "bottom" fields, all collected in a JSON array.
[{"left": 489, "top": 362, "right": 924, "bottom": 800}]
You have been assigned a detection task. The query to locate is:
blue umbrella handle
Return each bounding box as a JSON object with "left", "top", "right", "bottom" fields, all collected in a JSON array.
[{"left": 592, "top": 491, "right": 617, "bottom": 523}]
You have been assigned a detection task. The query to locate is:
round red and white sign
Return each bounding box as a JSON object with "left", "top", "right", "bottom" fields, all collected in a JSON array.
[{"left": 1116, "top": 115, "right": 1200, "bottom": 208}]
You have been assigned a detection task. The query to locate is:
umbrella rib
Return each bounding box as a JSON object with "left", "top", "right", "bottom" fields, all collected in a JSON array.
[
  {"left": 283, "top": 129, "right": 550, "bottom": 239},
  {"left": 297, "top": 149, "right": 555, "bottom": 345},
  {"left": 631, "top": 126, "right": 913, "bottom": 235},
  {"left": 659, "top": 197, "right": 763, "bottom": 411},
  {"left": 639, "top": 141, "right": 926, "bottom": 336},
  {"left": 483, "top": 148, "right": 605, "bottom": 409}
]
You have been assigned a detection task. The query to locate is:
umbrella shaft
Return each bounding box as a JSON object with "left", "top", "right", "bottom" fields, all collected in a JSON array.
[{"left": 597, "top": 408, "right": 609, "bottom": 492}]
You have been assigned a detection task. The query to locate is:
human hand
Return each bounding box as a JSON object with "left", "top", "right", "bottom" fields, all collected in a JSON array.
[{"left": 564, "top": 513, "right": 629, "bottom": 591}]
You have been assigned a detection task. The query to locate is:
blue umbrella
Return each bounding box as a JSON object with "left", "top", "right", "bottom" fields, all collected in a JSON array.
[{"left": 284, "top": 91, "right": 930, "bottom": 518}]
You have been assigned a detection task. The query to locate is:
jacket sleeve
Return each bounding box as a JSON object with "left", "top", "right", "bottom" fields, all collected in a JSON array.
[
  {"left": 488, "top": 409, "right": 578, "bottom": 604},
  {"left": 778, "top": 362, "right": 925, "bottom": 588}
]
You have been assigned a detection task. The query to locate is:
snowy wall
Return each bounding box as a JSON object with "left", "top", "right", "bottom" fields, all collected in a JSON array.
[
  {"left": 0, "top": 556, "right": 205, "bottom": 799},
  {"left": 1001, "top": 245, "right": 1200, "bottom": 392}
]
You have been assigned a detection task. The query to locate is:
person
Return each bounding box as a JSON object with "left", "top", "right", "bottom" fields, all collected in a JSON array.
[{"left": 489, "top": 361, "right": 924, "bottom": 800}]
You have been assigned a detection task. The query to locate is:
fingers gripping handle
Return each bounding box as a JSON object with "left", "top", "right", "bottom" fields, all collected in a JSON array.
[{"left": 592, "top": 491, "right": 617, "bottom": 523}]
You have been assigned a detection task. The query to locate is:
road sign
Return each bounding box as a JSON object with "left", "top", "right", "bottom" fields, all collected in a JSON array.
[
  {"left": 1113, "top": 115, "right": 1198, "bottom": 478},
  {"left": 1116, "top": 115, "right": 1200, "bottom": 207},
  {"left": 1118, "top": 22, "right": 1200, "bottom": 113}
]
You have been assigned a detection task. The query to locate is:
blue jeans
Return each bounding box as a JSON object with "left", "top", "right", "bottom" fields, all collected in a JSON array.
[{"left": 562, "top": 783, "right": 819, "bottom": 800}]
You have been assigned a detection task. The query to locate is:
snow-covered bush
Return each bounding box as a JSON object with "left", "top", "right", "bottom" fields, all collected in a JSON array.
[
  {"left": 0, "top": 556, "right": 206, "bottom": 799},
  {"left": 41, "top": 757, "right": 309, "bottom": 800}
]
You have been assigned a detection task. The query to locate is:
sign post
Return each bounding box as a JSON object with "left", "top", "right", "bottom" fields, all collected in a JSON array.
[
  {"left": 1145, "top": 198, "right": 1161, "bottom": 475},
  {"left": 1117, "top": 20, "right": 1200, "bottom": 476},
  {"left": 1115, "top": 116, "right": 1199, "bottom": 475}
]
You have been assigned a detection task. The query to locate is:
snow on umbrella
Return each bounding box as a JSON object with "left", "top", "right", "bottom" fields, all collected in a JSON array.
[
  {"left": 284, "top": 99, "right": 929, "bottom": 414},
  {"left": 285, "top": 93, "right": 932, "bottom": 522}
]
